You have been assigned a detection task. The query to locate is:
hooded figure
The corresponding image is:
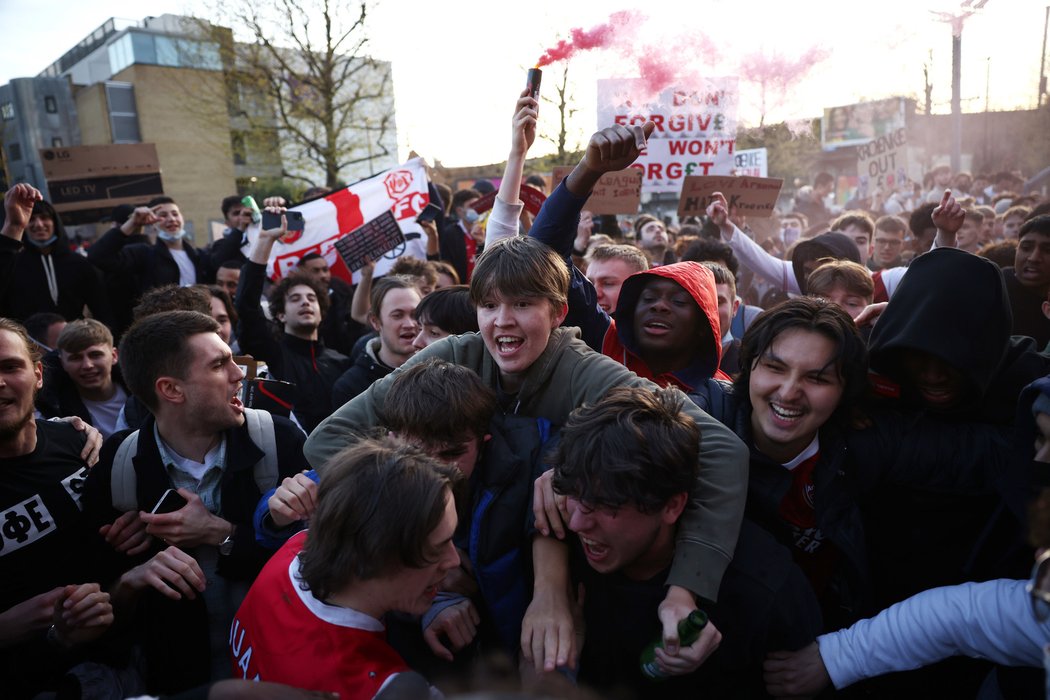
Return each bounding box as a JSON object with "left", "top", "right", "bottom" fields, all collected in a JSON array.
[
  {"left": 862, "top": 248, "right": 1039, "bottom": 664},
  {"left": 0, "top": 199, "right": 112, "bottom": 325},
  {"left": 867, "top": 247, "right": 1047, "bottom": 423},
  {"left": 791, "top": 232, "right": 862, "bottom": 295},
  {"left": 601, "top": 261, "right": 728, "bottom": 391}
]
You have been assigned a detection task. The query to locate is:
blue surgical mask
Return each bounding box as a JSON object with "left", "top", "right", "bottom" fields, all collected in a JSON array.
[
  {"left": 463, "top": 209, "right": 480, "bottom": 225},
  {"left": 27, "top": 234, "right": 58, "bottom": 248}
]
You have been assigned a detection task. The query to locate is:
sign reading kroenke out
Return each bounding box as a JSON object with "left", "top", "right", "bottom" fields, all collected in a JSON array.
[
  {"left": 597, "top": 78, "right": 739, "bottom": 195},
  {"left": 856, "top": 128, "right": 908, "bottom": 199},
  {"left": 733, "top": 148, "right": 768, "bottom": 177},
  {"left": 40, "top": 143, "right": 164, "bottom": 214}
]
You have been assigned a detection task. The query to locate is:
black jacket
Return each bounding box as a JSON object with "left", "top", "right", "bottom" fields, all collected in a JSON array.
[
  {"left": 439, "top": 219, "right": 472, "bottom": 284},
  {"left": 81, "top": 412, "right": 308, "bottom": 693},
  {"left": 87, "top": 226, "right": 211, "bottom": 299},
  {"left": 331, "top": 337, "right": 393, "bottom": 409},
  {"left": 0, "top": 231, "right": 112, "bottom": 326},
  {"left": 235, "top": 261, "right": 351, "bottom": 432}
]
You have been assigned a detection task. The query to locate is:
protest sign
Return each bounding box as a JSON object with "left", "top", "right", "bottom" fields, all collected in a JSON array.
[
  {"left": 246, "top": 158, "right": 430, "bottom": 283},
  {"left": 550, "top": 166, "right": 642, "bottom": 215},
  {"left": 733, "top": 148, "right": 767, "bottom": 177},
  {"left": 597, "top": 78, "right": 738, "bottom": 195},
  {"left": 677, "top": 176, "right": 783, "bottom": 218},
  {"left": 856, "top": 128, "right": 908, "bottom": 199},
  {"left": 40, "top": 143, "right": 164, "bottom": 219},
  {"left": 333, "top": 210, "right": 405, "bottom": 273}
]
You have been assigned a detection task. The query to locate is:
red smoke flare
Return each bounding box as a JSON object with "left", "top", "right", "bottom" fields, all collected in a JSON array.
[{"left": 536, "top": 10, "right": 643, "bottom": 67}]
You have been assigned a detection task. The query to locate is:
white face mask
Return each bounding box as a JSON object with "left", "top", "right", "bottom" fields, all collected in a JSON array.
[
  {"left": 463, "top": 209, "right": 480, "bottom": 225},
  {"left": 158, "top": 229, "right": 188, "bottom": 242}
]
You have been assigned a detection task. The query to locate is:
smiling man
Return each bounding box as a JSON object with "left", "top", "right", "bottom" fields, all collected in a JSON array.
[
  {"left": 36, "top": 319, "right": 128, "bottom": 439},
  {"left": 82, "top": 310, "right": 309, "bottom": 689},
  {"left": 88, "top": 196, "right": 210, "bottom": 302}
]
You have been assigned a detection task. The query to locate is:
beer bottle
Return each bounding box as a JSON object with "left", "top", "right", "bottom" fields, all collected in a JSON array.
[{"left": 639, "top": 609, "right": 708, "bottom": 680}]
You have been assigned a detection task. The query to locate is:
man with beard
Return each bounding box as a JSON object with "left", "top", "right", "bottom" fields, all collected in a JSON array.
[{"left": 0, "top": 318, "right": 115, "bottom": 697}]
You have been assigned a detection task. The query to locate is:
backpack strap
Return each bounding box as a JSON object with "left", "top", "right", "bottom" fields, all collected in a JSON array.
[
  {"left": 111, "top": 430, "right": 141, "bottom": 513},
  {"left": 243, "top": 408, "right": 278, "bottom": 494}
]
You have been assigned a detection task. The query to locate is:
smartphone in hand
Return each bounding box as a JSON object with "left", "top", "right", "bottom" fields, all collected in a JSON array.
[{"left": 151, "top": 488, "right": 188, "bottom": 515}]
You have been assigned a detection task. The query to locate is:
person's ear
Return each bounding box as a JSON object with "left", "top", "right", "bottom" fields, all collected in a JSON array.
[
  {"left": 663, "top": 492, "right": 688, "bottom": 524},
  {"left": 155, "top": 376, "right": 185, "bottom": 405},
  {"left": 551, "top": 302, "right": 569, "bottom": 328},
  {"left": 369, "top": 313, "right": 381, "bottom": 333},
  {"left": 1042, "top": 300, "right": 1050, "bottom": 321}
]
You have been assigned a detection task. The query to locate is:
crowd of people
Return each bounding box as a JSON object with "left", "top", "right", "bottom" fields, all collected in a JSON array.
[{"left": 2, "top": 86, "right": 1050, "bottom": 700}]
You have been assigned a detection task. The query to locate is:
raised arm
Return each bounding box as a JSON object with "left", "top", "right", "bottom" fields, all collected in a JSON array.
[
  {"left": 235, "top": 213, "right": 287, "bottom": 363},
  {"left": 486, "top": 90, "right": 538, "bottom": 248},
  {"left": 709, "top": 193, "right": 801, "bottom": 294}
]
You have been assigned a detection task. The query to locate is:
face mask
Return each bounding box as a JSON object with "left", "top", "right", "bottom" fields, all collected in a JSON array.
[
  {"left": 27, "top": 234, "right": 58, "bottom": 248},
  {"left": 463, "top": 209, "right": 480, "bottom": 225},
  {"left": 158, "top": 229, "right": 188, "bottom": 242}
]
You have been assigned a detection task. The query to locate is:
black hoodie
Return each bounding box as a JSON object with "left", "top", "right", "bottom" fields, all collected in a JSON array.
[
  {"left": 867, "top": 247, "right": 1048, "bottom": 423},
  {"left": 791, "top": 231, "right": 862, "bottom": 295},
  {"left": 0, "top": 200, "right": 112, "bottom": 326}
]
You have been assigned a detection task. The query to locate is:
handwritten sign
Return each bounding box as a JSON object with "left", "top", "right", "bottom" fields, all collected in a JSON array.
[
  {"left": 856, "top": 128, "right": 908, "bottom": 199},
  {"left": 677, "top": 176, "right": 784, "bottom": 218},
  {"left": 551, "top": 167, "right": 642, "bottom": 215}
]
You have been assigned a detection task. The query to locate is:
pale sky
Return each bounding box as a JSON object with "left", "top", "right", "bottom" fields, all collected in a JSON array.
[{"left": 2, "top": 0, "right": 1044, "bottom": 167}]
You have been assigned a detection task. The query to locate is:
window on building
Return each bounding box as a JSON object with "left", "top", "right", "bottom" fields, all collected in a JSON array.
[
  {"left": 44, "top": 96, "right": 57, "bottom": 113},
  {"left": 105, "top": 82, "right": 141, "bottom": 143},
  {"left": 0, "top": 103, "right": 14, "bottom": 121},
  {"left": 8, "top": 143, "right": 21, "bottom": 161},
  {"left": 51, "top": 137, "right": 63, "bottom": 148}
]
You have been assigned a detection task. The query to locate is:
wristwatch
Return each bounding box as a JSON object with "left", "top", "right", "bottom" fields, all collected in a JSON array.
[{"left": 219, "top": 525, "right": 236, "bottom": 556}]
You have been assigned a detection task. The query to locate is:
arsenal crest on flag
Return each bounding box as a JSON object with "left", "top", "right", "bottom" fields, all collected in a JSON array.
[{"left": 246, "top": 158, "right": 432, "bottom": 283}]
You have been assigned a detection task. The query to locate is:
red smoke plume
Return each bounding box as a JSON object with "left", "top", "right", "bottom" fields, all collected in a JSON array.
[{"left": 535, "top": 10, "right": 643, "bottom": 67}]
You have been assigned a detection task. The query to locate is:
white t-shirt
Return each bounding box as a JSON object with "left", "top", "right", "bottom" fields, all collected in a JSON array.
[
  {"left": 82, "top": 385, "right": 128, "bottom": 440},
  {"left": 169, "top": 248, "right": 196, "bottom": 286}
]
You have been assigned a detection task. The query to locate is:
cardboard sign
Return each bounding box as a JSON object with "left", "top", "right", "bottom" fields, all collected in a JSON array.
[
  {"left": 597, "top": 78, "right": 739, "bottom": 194},
  {"left": 550, "top": 166, "right": 642, "bottom": 215},
  {"left": 677, "top": 176, "right": 784, "bottom": 218},
  {"left": 856, "top": 128, "right": 908, "bottom": 199},
  {"left": 39, "top": 143, "right": 164, "bottom": 215},
  {"left": 333, "top": 210, "right": 406, "bottom": 273}
]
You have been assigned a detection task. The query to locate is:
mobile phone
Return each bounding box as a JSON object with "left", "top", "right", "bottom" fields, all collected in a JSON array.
[
  {"left": 151, "top": 488, "right": 188, "bottom": 515},
  {"left": 415, "top": 202, "right": 442, "bottom": 224},
  {"left": 262, "top": 210, "right": 306, "bottom": 231}
]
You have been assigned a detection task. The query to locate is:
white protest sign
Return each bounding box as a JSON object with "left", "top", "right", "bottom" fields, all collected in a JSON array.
[
  {"left": 597, "top": 78, "right": 738, "bottom": 194},
  {"left": 733, "top": 148, "right": 767, "bottom": 177}
]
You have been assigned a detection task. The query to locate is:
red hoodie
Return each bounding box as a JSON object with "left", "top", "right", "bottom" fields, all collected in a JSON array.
[{"left": 601, "top": 262, "right": 729, "bottom": 391}]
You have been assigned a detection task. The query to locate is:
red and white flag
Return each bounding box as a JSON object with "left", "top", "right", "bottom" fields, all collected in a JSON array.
[{"left": 247, "top": 158, "right": 431, "bottom": 283}]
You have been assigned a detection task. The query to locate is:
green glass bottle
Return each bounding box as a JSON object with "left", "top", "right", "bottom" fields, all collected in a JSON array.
[{"left": 639, "top": 610, "right": 708, "bottom": 680}]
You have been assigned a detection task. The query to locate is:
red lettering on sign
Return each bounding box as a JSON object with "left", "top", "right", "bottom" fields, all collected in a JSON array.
[{"left": 391, "top": 192, "right": 426, "bottom": 221}]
